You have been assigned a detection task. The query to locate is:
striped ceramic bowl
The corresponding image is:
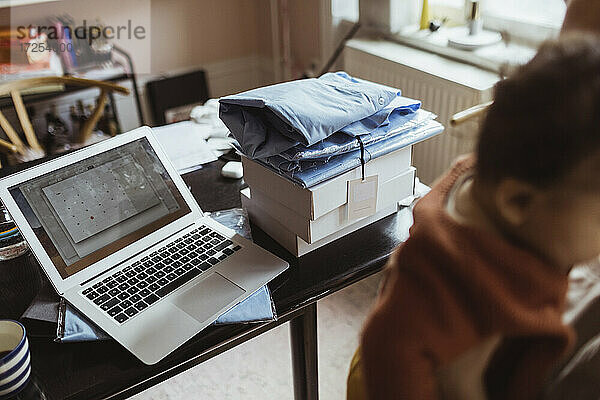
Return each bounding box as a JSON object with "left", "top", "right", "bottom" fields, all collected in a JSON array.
[{"left": 0, "top": 320, "right": 31, "bottom": 399}]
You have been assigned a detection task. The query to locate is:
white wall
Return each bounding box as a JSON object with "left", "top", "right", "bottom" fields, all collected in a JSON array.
[
  {"left": 8, "top": 0, "right": 276, "bottom": 88},
  {"left": 2, "top": 0, "right": 324, "bottom": 124}
]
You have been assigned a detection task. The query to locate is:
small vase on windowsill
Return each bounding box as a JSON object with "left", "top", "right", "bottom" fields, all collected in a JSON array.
[{"left": 420, "top": 0, "right": 430, "bottom": 30}]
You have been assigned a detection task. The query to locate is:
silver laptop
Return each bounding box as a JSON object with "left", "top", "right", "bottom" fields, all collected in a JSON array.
[{"left": 0, "top": 126, "right": 288, "bottom": 365}]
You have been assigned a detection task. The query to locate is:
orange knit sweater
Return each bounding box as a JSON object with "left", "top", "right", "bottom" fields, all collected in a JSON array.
[{"left": 360, "top": 157, "right": 574, "bottom": 400}]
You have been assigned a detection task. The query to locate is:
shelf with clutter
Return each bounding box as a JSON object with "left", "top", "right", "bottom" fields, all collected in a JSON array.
[
  {"left": 0, "top": 17, "right": 144, "bottom": 167},
  {"left": 0, "top": 76, "right": 130, "bottom": 167}
]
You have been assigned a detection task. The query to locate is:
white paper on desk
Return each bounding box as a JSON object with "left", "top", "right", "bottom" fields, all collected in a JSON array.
[{"left": 153, "top": 121, "right": 218, "bottom": 173}]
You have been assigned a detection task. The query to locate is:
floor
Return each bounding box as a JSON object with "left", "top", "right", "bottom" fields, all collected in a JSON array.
[{"left": 131, "top": 272, "right": 383, "bottom": 400}]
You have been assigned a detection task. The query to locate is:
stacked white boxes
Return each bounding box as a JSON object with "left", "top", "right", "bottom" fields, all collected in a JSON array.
[{"left": 241, "top": 145, "right": 416, "bottom": 256}]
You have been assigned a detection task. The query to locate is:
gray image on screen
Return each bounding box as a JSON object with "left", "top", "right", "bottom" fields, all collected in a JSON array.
[
  {"left": 18, "top": 139, "right": 181, "bottom": 267},
  {"left": 42, "top": 155, "right": 160, "bottom": 243}
]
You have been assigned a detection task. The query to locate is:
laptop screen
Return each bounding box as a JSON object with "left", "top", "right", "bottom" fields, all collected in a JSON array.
[{"left": 8, "top": 137, "right": 191, "bottom": 279}]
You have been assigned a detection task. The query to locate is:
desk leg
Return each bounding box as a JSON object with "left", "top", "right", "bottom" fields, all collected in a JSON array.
[{"left": 290, "top": 302, "right": 319, "bottom": 400}]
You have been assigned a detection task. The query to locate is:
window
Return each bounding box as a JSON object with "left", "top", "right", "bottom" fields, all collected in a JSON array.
[
  {"left": 333, "top": 1, "right": 566, "bottom": 41},
  {"left": 332, "top": 0, "right": 359, "bottom": 23},
  {"left": 326, "top": 0, "right": 566, "bottom": 72},
  {"left": 431, "top": 0, "right": 566, "bottom": 42},
  {"left": 482, "top": 0, "right": 566, "bottom": 28}
]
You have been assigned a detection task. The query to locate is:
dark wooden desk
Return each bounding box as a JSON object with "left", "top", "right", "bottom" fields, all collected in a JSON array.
[{"left": 9, "top": 160, "right": 413, "bottom": 400}]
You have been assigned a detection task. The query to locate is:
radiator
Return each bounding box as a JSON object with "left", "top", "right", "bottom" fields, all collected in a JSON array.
[{"left": 344, "top": 39, "right": 498, "bottom": 184}]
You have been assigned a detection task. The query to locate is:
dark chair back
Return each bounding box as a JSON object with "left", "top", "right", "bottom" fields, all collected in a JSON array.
[{"left": 145, "top": 69, "right": 210, "bottom": 126}]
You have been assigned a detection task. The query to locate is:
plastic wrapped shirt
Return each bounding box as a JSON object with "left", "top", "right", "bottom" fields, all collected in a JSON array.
[
  {"left": 259, "top": 119, "right": 445, "bottom": 188},
  {"left": 219, "top": 72, "right": 401, "bottom": 159},
  {"left": 279, "top": 102, "right": 433, "bottom": 161}
]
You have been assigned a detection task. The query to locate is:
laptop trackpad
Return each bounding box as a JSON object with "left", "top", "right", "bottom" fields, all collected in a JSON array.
[{"left": 173, "top": 273, "right": 245, "bottom": 323}]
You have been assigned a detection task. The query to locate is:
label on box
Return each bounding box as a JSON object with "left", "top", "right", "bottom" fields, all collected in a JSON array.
[{"left": 347, "top": 175, "right": 378, "bottom": 221}]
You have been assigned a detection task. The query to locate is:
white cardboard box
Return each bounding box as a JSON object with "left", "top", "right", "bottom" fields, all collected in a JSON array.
[
  {"left": 248, "top": 167, "right": 415, "bottom": 243},
  {"left": 241, "top": 188, "right": 400, "bottom": 257},
  {"left": 241, "top": 145, "right": 412, "bottom": 220}
]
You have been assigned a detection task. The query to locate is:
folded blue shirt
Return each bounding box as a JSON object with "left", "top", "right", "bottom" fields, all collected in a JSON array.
[
  {"left": 219, "top": 72, "right": 401, "bottom": 159},
  {"left": 260, "top": 120, "right": 444, "bottom": 188},
  {"left": 338, "top": 95, "right": 421, "bottom": 137}
]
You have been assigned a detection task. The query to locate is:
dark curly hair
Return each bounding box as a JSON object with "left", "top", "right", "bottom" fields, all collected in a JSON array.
[{"left": 475, "top": 34, "right": 600, "bottom": 187}]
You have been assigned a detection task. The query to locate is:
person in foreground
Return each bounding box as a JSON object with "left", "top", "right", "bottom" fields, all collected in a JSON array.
[{"left": 347, "top": 34, "right": 600, "bottom": 400}]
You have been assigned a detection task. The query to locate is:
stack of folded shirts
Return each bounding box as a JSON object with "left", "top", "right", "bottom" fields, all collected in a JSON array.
[{"left": 219, "top": 72, "right": 444, "bottom": 256}]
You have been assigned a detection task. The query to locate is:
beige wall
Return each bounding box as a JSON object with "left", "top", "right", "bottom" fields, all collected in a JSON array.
[
  {"left": 2, "top": 0, "right": 323, "bottom": 94},
  {"left": 150, "top": 0, "right": 276, "bottom": 74},
  {"left": 289, "top": 0, "right": 321, "bottom": 75},
  {"left": 256, "top": 0, "right": 274, "bottom": 59},
  {"left": 5, "top": 0, "right": 275, "bottom": 75}
]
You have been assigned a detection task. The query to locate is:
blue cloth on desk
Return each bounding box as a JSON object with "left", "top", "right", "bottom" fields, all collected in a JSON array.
[
  {"left": 61, "top": 286, "right": 276, "bottom": 342},
  {"left": 213, "top": 286, "right": 276, "bottom": 325},
  {"left": 278, "top": 106, "right": 434, "bottom": 161},
  {"left": 219, "top": 72, "right": 401, "bottom": 159},
  {"left": 64, "top": 304, "right": 110, "bottom": 341},
  {"left": 260, "top": 120, "right": 445, "bottom": 188}
]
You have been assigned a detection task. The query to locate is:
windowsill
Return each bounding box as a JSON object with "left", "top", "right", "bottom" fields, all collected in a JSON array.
[
  {"left": 391, "top": 25, "right": 538, "bottom": 75},
  {"left": 346, "top": 38, "right": 499, "bottom": 92},
  {"left": 0, "top": 0, "right": 61, "bottom": 8}
]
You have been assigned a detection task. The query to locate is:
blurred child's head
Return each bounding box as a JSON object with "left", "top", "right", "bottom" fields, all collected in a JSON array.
[{"left": 473, "top": 34, "right": 600, "bottom": 269}]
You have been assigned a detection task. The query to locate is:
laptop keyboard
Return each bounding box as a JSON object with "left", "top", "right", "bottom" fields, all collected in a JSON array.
[{"left": 81, "top": 225, "right": 242, "bottom": 324}]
